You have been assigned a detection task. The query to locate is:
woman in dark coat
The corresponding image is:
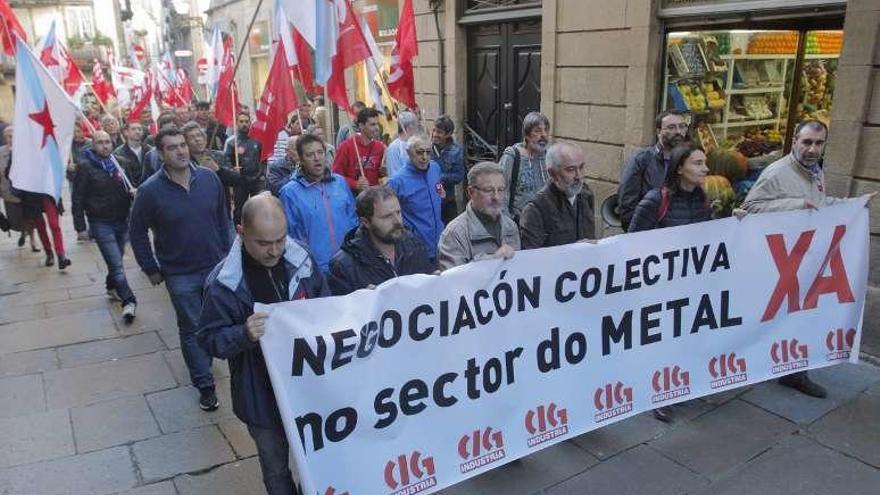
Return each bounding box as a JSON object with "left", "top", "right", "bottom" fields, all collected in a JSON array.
[
  {"left": 627, "top": 142, "right": 711, "bottom": 422},
  {"left": 628, "top": 142, "right": 712, "bottom": 232}
]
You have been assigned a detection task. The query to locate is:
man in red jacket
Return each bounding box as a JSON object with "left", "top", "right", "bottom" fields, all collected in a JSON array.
[{"left": 332, "top": 107, "right": 386, "bottom": 195}]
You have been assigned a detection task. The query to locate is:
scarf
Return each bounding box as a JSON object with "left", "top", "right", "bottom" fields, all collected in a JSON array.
[{"left": 84, "top": 149, "right": 132, "bottom": 192}]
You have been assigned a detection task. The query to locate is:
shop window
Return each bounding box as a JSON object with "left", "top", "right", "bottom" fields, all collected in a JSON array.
[
  {"left": 65, "top": 6, "right": 96, "bottom": 40},
  {"left": 662, "top": 29, "right": 842, "bottom": 166}
]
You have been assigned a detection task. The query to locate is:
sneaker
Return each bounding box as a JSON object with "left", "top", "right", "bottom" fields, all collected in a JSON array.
[
  {"left": 199, "top": 387, "right": 220, "bottom": 411},
  {"left": 106, "top": 288, "right": 121, "bottom": 301},
  {"left": 779, "top": 372, "right": 827, "bottom": 399},
  {"left": 122, "top": 302, "right": 136, "bottom": 324},
  {"left": 44, "top": 252, "right": 55, "bottom": 267},
  {"left": 57, "top": 256, "right": 71, "bottom": 270}
]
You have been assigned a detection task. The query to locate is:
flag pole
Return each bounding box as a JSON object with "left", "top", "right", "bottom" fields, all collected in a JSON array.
[
  {"left": 231, "top": 83, "right": 241, "bottom": 171},
  {"left": 230, "top": 0, "right": 265, "bottom": 84}
]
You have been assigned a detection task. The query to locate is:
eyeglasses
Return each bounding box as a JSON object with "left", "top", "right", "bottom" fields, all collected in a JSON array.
[
  {"left": 413, "top": 149, "right": 432, "bottom": 156},
  {"left": 472, "top": 186, "right": 507, "bottom": 195}
]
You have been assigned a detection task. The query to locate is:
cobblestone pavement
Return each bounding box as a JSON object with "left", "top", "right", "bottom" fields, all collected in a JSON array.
[{"left": 1, "top": 209, "right": 878, "bottom": 495}]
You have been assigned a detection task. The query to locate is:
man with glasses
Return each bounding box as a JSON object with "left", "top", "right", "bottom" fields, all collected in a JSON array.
[
  {"left": 617, "top": 110, "right": 689, "bottom": 231},
  {"left": 438, "top": 162, "right": 520, "bottom": 270},
  {"left": 388, "top": 134, "right": 444, "bottom": 264}
]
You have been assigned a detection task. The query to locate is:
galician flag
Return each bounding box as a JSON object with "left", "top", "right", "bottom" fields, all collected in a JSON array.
[{"left": 10, "top": 36, "right": 78, "bottom": 201}]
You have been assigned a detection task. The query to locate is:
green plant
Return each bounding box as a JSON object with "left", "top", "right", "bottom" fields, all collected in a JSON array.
[
  {"left": 66, "top": 35, "right": 84, "bottom": 49},
  {"left": 91, "top": 31, "right": 114, "bottom": 47}
]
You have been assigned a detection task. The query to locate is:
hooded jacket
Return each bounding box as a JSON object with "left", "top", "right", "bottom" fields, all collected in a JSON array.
[
  {"left": 328, "top": 227, "right": 434, "bottom": 296},
  {"left": 279, "top": 170, "right": 358, "bottom": 272},
  {"left": 387, "top": 160, "right": 444, "bottom": 259},
  {"left": 198, "top": 236, "right": 328, "bottom": 428}
]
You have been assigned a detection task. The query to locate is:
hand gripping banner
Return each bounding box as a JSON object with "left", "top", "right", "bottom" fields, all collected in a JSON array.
[{"left": 258, "top": 200, "right": 869, "bottom": 495}]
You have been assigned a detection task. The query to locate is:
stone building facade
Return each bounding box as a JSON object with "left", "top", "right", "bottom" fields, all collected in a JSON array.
[{"left": 410, "top": 0, "right": 880, "bottom": 355}]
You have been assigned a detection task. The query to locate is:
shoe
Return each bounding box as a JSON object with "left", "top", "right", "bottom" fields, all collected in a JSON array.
[
  {"left": 57, "top": 256, "right": 71, "bottom": 270},
  {"left": 17, "top": 235, "right": 25, "bottom": 247},
  {"left": 44, "top": 252, "right": 55, "bottom": 267},
  {"left": 31, "top": 246, "right": 40, "bottom": 253},
  {"left": 106, "top": 288, "right": 121, "bottom": 301},
  {"left": 199, "top": 387, "right": 220, "bottom": 411},
  {"left": 653, "top": 406, "right": 673, "bottom": 423},
  {"left": 779, "top": 372, "right": 827, "bottom": 399},
  {"left": 122, "top": 302, "right": 137, "bottom": 324}
]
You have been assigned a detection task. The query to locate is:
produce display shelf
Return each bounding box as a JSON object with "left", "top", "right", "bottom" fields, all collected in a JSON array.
[
  {"left": 720, "top": 54, "right": 796, "bottom": 60},
  {"left": 728, "top": 86, "right": 786, "bottom": 94},
  {"left": 805, "top": 53, "right": 840, "bottom": 59},
  {"left": 710, "top": 118, "right": 779, "bottom": 128}
]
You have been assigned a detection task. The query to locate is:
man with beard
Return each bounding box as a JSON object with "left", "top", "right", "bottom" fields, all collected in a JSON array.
[
  {"left": 225, "top": 112, "right": 265, "bottom": 225},
  {"left": 195, "top": 101, "right": 226, "bottom": 150},
  {"left": 519, "top": 142, "right": 595, "bottom": 249},
  {"left": 388, "top": 134, "right": 444, "bottom": 262},
  {"left": 280, "top": 134, "right": 358, "bottom": 273},
  {"left": 499, "top": 112, "right": 551, "bottom": 221},
  {"left": 438, "top": 162, "right": 520, "bottom": 270},
  {"left": 182, "top": 121, "right": 239, "bottom": 220},
  {"left": 740, "top": 119, "right": 875, "bottom": 399},
  {"left": 72, "top": 131, "right": 138, "bottom": 322},
  {"left": 113, "top": 122, "right": 152, "bottom": 186},
  {"left": 617, "top": 111, "right": 689, "bottom": 231},
  {"left": 328, "top": 186, "right": 434, "bottom": 295}
]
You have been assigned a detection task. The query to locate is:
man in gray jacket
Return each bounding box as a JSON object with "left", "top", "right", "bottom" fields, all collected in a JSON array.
[
  {"left": 741, "top": 119, "right": 875, "bottom": 398},
  {"left": 438, "top": 162, "right": 520, "bottom": 270}
]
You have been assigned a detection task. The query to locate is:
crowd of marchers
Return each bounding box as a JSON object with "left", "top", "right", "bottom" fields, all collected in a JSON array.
[{"left": 0, "top": 95, "right": 875, "bottom": 495}]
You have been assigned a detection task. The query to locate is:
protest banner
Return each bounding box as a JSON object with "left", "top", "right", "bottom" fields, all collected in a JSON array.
[{"left": 259, "top": 199, "right": 869, "bottom": 495}]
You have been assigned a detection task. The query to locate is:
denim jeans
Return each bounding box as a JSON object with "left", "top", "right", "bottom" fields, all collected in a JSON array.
[
  {"left": 89, "top": 220, "right": 136, "bottom": 305},
  {"left": 164, "top": 270, "right": 214, "bottom": 390},
  {"left": 247, "top": 423, "right": 299, "bottom": 495}
]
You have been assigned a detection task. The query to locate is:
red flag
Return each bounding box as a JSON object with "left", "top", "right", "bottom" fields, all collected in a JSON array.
[
  {"left": 127, "top": 74, "right": 153, "bottom": 124},
  {"left": 292, "top": 29, "right": 317, "bottom": 96},
  {"left": 213, "top": 35, "right": 239, "bottom": 128},
  {"left": 387, "top": 0, "right": 418, "bottom": 109},
  {"left": 251, "top": 46, "right": 298, "bottom": 162},
  {"left": 91, "top": 59, "right": 116, "bottom": 104},
  {"left": 0, "top": 0, "right": 26, "bottom": 56},
  {"left": 325, "top": 0, "right": 372, "bottom": 114}
]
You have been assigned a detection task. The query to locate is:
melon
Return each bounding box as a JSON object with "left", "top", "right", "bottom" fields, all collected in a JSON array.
[
  {"left": 704, "top": 175, "right": 734, "bottom": 204},
  {"left": 707, "top": 150, "right": 747, "bottom": 181}
]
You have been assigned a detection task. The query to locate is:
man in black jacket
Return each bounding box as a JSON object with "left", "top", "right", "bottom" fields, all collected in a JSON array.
[
  {"left": 519, "top": 142, "right": 595, "bottom": 249},
  {"left": 225, "top": 111, "right": 264, "bottom": 225},
  {"left": 617, "top": 111, "right": 689, "bottom": 230},
  {"left": 198, "top": 193, "right": 327, "bottom": 495},
  {"left": 182, "top": 121, "right": 239, "bottom": 219},
  {"left": 72, "top": 131, "right": 138, "bottom": 322},
  {"left": 328, "top": 186, "right": 434, "bottom": 295},
  {"left": 113, "top": 122, "right": 151, "bottom": 186}
]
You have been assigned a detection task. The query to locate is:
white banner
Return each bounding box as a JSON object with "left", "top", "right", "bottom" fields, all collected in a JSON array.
[{"left": 259, "top": 200, "right": 870, "bottom": 495}]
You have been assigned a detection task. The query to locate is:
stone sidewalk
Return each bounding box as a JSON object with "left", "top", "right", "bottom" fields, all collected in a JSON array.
[{"left": 1, "top": 211, "right": 879, "bottom": 495}]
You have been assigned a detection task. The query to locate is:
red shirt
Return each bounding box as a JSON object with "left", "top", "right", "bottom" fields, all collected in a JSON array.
[{"left": 332, "top": 135, "right": 386, "bottom": 192}]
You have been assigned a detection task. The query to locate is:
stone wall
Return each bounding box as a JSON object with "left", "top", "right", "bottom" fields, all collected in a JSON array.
[{"left": 825, "top": 0, "right": 880, "bottom": 355}]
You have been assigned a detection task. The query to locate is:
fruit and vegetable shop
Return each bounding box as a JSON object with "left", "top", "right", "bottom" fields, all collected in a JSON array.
[{"left": 658, "top": 0, "right": 847, "bottom": 211}]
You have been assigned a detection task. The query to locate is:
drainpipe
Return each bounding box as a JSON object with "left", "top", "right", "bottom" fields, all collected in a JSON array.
[{"left": 431, "top": 0, "right": 445, "bottom": 115}]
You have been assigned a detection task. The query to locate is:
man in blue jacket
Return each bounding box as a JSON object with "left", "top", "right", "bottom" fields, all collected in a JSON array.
[
  {"left": 130, "top": 127, "right": 233, "bottom": 412},
  {"left": 388, "top": 134, "right": 444, "bottom": 264},
  {"left": 279, "top": 134, "right": 358, "bottom": 272},
  {"left": 431, "top": 115, "right": 465, "bottom": 223},
  {"left": 199, "top": 193, "right": 327, "bottom": 495}
]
